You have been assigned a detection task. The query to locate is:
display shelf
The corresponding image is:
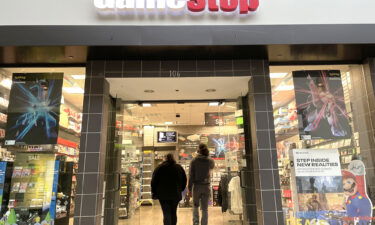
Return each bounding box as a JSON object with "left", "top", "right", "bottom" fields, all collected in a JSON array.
[{"left": 275, "top": 128, "right": 299, "bottom": 142}]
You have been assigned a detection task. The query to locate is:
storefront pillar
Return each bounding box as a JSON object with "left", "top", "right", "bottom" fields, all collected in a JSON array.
[
  {"left": 74, "top": 61, "right": 111, "bottom": 225},
  {"left": 245, "top": 61, "right": 284, "bottom": 225}
]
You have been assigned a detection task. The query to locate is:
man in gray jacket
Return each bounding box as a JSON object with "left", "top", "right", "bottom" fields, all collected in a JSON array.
[{"left": 188, "top": 143, "right": 215, "bottom": 225}]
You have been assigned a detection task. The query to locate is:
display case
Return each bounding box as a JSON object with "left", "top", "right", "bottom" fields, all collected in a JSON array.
[{"left": 119, "top": 173, "right": 131, "bottom": 219}]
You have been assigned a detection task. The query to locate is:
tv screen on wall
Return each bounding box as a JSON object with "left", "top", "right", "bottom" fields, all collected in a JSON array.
[{"left": 157, "top": 131, "right": 177, "bottom": 143}]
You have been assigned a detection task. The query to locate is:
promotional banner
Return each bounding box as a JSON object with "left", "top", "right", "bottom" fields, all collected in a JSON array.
[
  {"left": 204, "top": 112, "right": 235, "bottom": 126},
  {"left": 178, "top": 134, "right": 202, "bottom": 160},
  {"left": 291, "top": 149, "right": 346, "bottom": 225},
  {"left": 5, "top": 73, "right": 63, "bottom": 145},
  {"left": 293, "top": 70, "right": 351, "bottom": 140},
  {"left": 293, "top": 149, "right": 341, "bottom": 177},
  {"left": 290, "top": 149, "right": 374, "bottom": 225}
]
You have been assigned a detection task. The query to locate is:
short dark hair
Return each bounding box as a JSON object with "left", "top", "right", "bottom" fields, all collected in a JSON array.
[
  {"left": 198, "top": 143, "right": 209, "bottom": 156},
  {"left": 165, "top": 153, "right": 176, "bottom": 164}
]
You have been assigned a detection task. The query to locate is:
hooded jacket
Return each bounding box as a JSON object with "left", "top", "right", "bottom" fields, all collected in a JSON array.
[
  {"left": 151, "top": 161, "right": 187, "bottom": 201},
  {"left": 188, "top": 154, "right": 215, "bottom": 192}
]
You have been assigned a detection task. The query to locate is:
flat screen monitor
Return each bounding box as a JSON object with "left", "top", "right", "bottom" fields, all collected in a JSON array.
[{"left": 157, "top": 131, "right": 177, "bottom": 143}]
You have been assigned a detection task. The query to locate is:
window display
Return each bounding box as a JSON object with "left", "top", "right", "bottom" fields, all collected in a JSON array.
[
  {"left": 271, "top": 65, "right": 375, "bottom": 225},
  {"left": 0, "top": 67, "right": 84, "bottom": 225}
]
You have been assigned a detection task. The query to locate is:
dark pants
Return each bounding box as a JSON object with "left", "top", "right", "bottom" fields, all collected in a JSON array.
[
  {"left": 159, "top": 200, "right": 180, "bottom": 225},
  {"left": 193, "top": 184, "right": 210, "bottom": 225}
]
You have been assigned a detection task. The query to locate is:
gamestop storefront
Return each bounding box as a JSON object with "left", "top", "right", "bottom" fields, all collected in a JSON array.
[{"left": 1, "top": 0, "right": 375, "bottom": 225}]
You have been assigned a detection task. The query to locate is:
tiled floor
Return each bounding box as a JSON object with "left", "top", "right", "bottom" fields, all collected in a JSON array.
[{"left": 118, "top": 203, "right": 243, "bottom": 225}]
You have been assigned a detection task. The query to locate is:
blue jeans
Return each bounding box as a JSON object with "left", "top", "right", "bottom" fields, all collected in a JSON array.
[{"left": 193, "top": 184, "right": 210, "bottom": 225}]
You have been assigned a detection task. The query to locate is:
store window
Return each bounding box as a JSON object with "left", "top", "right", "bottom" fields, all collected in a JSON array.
[
  {"left": 0, "top": 68, "right": 85, "bottom": 225},
  {"left": 271, "top": 65, "right": 375, "bottom": 225}
]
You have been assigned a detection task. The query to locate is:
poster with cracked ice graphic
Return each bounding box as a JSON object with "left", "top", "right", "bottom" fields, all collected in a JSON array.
[
  {"left": 5, "top": 73, "right": 63, "bottom": 146},
  {"left": 208, "top": 134, "right": 239, "bottom": 159},
  {"left": 293, "top": 70, "right": 351, "bottom": 140}
]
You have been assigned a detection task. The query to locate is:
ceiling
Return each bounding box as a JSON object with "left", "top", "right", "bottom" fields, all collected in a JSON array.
[
  {"left": 123, "top": 102, "right": 237, "bottom": 126},
  {"left": 0, "top": 67, "right": 85, "bottom": 110},
  {"left": 108, "top": 77, "right": 250, "bottom": 101}
]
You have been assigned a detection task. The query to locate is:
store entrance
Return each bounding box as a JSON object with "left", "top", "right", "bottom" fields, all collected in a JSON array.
[{"left": 106, "top": 77, "right": 251, "bottom": 225}]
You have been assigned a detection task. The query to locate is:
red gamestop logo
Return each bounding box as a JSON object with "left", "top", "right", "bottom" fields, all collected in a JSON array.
[
  {"left": 188, "top": 0, "right": 259, "bottom": 14},
  {"left": 94, "top": 0, "right": 259, "bottom": 15}
]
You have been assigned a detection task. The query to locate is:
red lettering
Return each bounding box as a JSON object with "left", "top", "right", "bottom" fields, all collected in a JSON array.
[
  {"left": 220, "top": 0, "right": 238, "bottom": 12},
  {"left": 187, "top": 0, "right": 206, "bottom": 12},
  {"left": 239, "top": 0, "right": 259, "bottom": 14},
  {"left": 208, "top": 0, "right": 219, "bottom": 11}
]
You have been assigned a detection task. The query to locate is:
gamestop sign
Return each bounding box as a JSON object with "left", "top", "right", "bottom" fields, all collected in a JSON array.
[{"left": 94, "top": 0, "right": 259, "bottom": 15}]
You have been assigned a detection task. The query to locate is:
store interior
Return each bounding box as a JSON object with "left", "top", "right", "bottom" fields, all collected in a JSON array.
[
  {"left": 0, "top": 67, "right": 85, "bottom": 225},
  {"left": 108, "top": 77, "right": 251, "bottom": 225}
]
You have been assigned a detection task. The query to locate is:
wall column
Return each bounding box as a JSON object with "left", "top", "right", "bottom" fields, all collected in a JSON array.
[
  {"left": 74, "top": 61, "right": 110, "bottom": 225},
  {"left": 246, "top": 60, "right": 284, "bottom": 225}
]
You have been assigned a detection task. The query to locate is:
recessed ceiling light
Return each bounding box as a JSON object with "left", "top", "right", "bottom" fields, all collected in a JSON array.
[
  {"left": 63, "top": 87, "right": 84, "bottom": 94},
  {"left": 206, "top": 89, "right": 216, "bottom": 93},
  {"left": 209, "top": 102, "right": 220, "bottom": 106},
  {"left": 275, "top": 85, "right": 294, "bottom": 91},
  {"left": 0, "top": 79, "right": 12, "bottom": 89},
  {"left": 270, "top": 73, "right": 288, "bottom": 79},
  {"left": 165, "top": 122, "right": 173, "bottom": 125},
  {"left": 71, "top": 74, "right": 86, "bottom": 80},
  {"left": 142, "top": 103, "right": 152, "bottom": 107},
  {"left": 144, "top": 89, "right": 155, "bottom": 93}
]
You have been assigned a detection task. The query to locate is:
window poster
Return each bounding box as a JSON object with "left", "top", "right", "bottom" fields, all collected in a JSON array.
[
  {"left": 293, "top": 70, "right": 351, "bottom": 140},
  {"left": 5, "top": 73, "right": 63, "bottom": 146},
  {"left": 290, "top": 149, "right": 373, "bottom": 225},
  {"left": 208, "top": 134, "right": 239, "bottom": 159},
  {"left": 3, "top": 153, "right": 57, "bottom": 225},
  {"left": 178, "top": 134, "right": 203, "bottom": 160}
]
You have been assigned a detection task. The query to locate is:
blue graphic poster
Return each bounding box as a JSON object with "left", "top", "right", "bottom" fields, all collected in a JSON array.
[{"left": 5, "top": 73, "right": 63, "bottom": 145}]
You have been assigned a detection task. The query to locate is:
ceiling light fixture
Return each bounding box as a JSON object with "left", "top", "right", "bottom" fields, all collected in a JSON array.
[
  {"left": 270, "top": 73, "right": 288, "bottom": 79},
  {"left": 205, "top": 89, "right": 216, "bottom": 93},
  {"left": 144, "top": 89, "right": 155, "bottom": 93},
  {"left": 63, "top": 87, "right": 84, "bottom": 94},
  {"left": 0, "top": 78, "right": 12, "bottom": 89},
  {"left": 142, "top": 103, "right": 152, "bottom": 107},
  {"left": 209, "top": 102, "right": 220, "bottom": 106},
  {"left": 71, "top": 74, "right": 86, "bottom": 80},
  {"left": 275, "top": 85, "right": 294, "bottom": 91}
]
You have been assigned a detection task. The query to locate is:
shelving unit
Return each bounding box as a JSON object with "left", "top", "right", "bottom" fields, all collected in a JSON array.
[{"left": 140, "top": 149, "right": 154, "bottom": 206}]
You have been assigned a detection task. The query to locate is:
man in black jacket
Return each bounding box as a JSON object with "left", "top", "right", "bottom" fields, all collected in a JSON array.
[
  {"left": 151, "top": 153, "right": 187, "bottom": 225},
  {"left": 188, "top": 144, "right": 215, "bottom": 225}
]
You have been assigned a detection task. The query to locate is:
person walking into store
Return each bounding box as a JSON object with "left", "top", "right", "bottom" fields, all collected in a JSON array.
[
  {"left": 188, "top": 143, "right": 215, "bottom": 225},
  {"left": 151, "top": 153, "right": 187, "bottom": 225}
]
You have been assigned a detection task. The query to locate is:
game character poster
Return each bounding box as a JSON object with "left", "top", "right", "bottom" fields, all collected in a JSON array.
[
  {"left": 5, "top": 73, "right": 63, "bottom": 146},
  {"left": 289, "top": 149, "right": 374, "bottom": 225},
  {"left": 293, "top": 70, "right": 351, "bottom": 140},
  {"left": 208, "top": 134, "right": 239, "bottom": 159}
]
